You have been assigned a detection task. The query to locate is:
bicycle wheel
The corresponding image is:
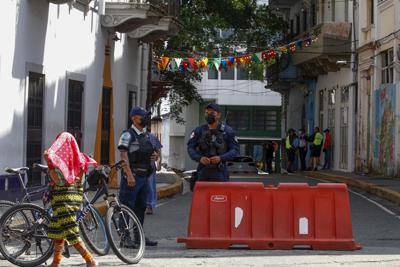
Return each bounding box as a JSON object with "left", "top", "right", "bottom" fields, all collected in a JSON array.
[
  {"left": 0, "top": 203, "right": 53, "bottom": 267},
  {"left": 105, "top": 204, "right": 145, "bottom": 264},
  {"left": 80, "top": 205, "right": 110, "bottom": 256},
  {"left": 0, "top": 200, "right": 15, "bottom": 260}
]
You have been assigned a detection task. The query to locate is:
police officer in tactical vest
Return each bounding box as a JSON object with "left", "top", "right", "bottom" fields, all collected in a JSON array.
[
  {"left": 187, "top": 103, "right": 239, "bottom": 182},
  {"left": 118, "top": 106, "right": 158, "bottom": 247}
]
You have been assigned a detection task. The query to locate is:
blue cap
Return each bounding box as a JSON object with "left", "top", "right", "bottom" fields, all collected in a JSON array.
[
  {"left": 130, "top": 107, "right": 148, "bottom": 117},
  {"left": 205, "top": 103, "right": 220, "bottom": 112}
]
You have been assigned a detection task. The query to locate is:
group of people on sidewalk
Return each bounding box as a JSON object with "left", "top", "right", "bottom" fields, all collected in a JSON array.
[{"left": 285, "top": 126, "right": 332, "bottom": 173}]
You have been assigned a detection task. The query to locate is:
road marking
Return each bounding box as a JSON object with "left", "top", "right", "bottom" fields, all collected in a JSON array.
[
  {"left": 308, "top": 176, "right": 400, "bottom": 221},
  {"left": 155, "top": 198, "right": 177, "bottom": 208},
  {"left": 234, "top": 207, "right": 243, "bottom": 228}
]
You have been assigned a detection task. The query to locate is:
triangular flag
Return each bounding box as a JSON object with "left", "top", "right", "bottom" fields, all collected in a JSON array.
[
  {"left": 228, "top": 57, "right": 235, "bottom": 66},
  {"left": 214, "top": 58, "right": 221, "bottom": 70},
  {"left": 201, "top": 58, "right": 209, "bottom": 68},
  {"left": 221, "top": 59, "right": 228, "bottom": 69},
  {"left": 188, "top": 58, "right": 196, "bottom": 69},
  {"left": 236, "top": 57, "right": 241, "bottom": 64},
  {"left": 174, "top": 58, "right": 183, "bottom": 69},
  {"left": 251, "top": 53, "right": 261, "bottom": 63},
  {"left": 160, "top": 57, "right": 170, "bottom": 70},
  {"left": 183, "top": 61, "right": 189, "bottom": 71},
  {"left": 207, "top": 59, "right": 214, "bottom": 69}
]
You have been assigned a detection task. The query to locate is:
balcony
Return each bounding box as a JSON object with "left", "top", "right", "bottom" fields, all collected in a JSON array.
[
  {"left": 127, "top": 16, "right": 180, "bottom": 42},
  {"left": 48, "top": 0, "right": 74, "bottom": 4},
  {"left": 101, "top": 0, "right": 181, "bottom": 35},
  {"left": 292, "top": 22, "right": 352, "bottom": 78}
]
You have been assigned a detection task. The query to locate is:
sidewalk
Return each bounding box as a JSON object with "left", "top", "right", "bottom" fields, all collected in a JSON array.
[
  {"left": 155, "top": 170, "right": 183, "bottom": 199},
  {"left": 303, "top": 170, "right": 400, "bottom": 206}
]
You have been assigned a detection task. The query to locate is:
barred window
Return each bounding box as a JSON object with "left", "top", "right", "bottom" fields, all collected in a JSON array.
[{"left": 381, "top": 48, "right": 394, "bottom": 84}]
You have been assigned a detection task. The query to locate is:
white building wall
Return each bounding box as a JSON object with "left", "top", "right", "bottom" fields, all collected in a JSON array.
[
  {"left": 198, "top": 69, "right": 281, "bottom": 106},
  {"left": 0, "top": 0, "right": 149, "bottom": 173}
]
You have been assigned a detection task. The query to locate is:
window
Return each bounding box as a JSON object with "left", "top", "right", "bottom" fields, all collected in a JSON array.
[
  {"left": 208, "top": 68, "right": 218, "bottom": 79},
  {"left": 290, "top": 19, "right": 294, "bottom": 36},
  {"left": 381, "top": 48, "right": 394, "bottom": 84},
  {"left": 67, "top": 80, "right": 84, "bottom": 148},
  {"left": 226, "top": 110, "right": 250, "bottom": 130},
  {"left": 296, "top": 14, "right": 300, "bottom": 35},
  {"left": 253, "top": 110, "right": 278, "bottom": 131},
  {"left": 237, "top": 65, "right": 249, "bottom": 80},
  {"left": 221, "top": 67, "right": 234, "bottom": 80},
  {"left": 327, "top": 89, "right": 336, "bottom": 141},
  {"left": 331, "top": 0, "right": 336, "bottom": 22},
  {"left": 319, "top": 90, "right": 324, "bottom": 127},
  {"left": 26, "top": 72, "right": 45, "bottom": 186},
  {"left": 368, "top": 0, "right": 374, "bottom": 25},
  {"left": 311, "top": 3, "right": 316, "bottom": 26},
  {"left": 101, "top": 88, "right": 111, "bottom": 165},
  {"left": 303, "top": 10, "right": 308, "bottom": 32}
]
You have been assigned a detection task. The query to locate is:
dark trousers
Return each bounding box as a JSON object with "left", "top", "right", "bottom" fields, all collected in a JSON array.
[
  {"left": 298, "top": 147, "right": 307, "bottom": 170},
  {"left": 119, "top": 175, "right": 148, "bottom": 226},
  {"left": 323, "top": 149, "right": 332, "bottom": 169},
  {"left": 265, "top": 158, "right": 273, "bottom": 173},
  {"left": 198, "top": 165, "right": 229, "bottom": 181}
]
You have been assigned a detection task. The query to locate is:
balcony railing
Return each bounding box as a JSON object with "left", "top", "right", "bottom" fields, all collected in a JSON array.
[{"left": 106, "top": 0, "right": 180, "bottom": 17}]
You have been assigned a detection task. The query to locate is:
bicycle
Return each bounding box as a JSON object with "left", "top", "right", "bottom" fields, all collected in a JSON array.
[
  {"left": 0, "top": 164, "right": 109, "bottom": 266},
  {"left": 85, "top": 160, "right": 145, "bottom": 264}
]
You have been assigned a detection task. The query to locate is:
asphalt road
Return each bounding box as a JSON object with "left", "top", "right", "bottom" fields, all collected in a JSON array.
[{"left": 1, "top": 173, "right": 400, "bottom": 266}]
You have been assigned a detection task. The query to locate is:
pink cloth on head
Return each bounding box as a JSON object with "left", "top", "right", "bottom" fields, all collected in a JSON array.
[{"left": 46, "top": 132, "right": 97, "bottom": 185}]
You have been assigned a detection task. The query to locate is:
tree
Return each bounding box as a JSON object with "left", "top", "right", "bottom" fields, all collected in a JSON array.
[{"left": 152, "top": 0, "right": 285, "bottom": 122}]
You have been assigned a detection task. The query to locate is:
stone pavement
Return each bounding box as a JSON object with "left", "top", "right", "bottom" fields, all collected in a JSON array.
[{"left": 303, "top": 170, "right": 400, "bottom": 206}]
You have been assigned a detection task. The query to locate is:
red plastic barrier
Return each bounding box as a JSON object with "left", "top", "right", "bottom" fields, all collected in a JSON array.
[{"left": 177, "top": 182, "right": 361, "bottom": 250}]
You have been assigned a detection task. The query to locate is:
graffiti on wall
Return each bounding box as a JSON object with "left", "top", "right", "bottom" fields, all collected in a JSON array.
[{"left": 374, "top": 84, "right": 396, "bottom": 175}]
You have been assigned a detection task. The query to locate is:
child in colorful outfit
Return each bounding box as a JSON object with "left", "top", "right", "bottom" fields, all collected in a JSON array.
[{"left": 44, "top": 132, "right": 98, "bottom": 267}]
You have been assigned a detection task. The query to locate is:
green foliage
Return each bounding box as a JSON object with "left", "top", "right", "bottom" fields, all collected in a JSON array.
[{"left": 153, "top": 0, "right": 285, "bottom": 123}]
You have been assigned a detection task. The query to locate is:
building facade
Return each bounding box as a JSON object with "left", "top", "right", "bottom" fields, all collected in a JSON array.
[
  {"left": 269, "top": 0, "right": 357, "bottom": 172},
  {"left": 356, "top": 0, "right": 400, "bottom": 176},
  {"left": 158, "top": 65, "right": 282, "bottom": 171},
  {"left": 0, "top": 0, "right": 180, "bottom": 189}
]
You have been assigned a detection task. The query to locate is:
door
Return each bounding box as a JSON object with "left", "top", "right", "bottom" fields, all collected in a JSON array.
[
  {"left": 340, "top": 86, "right": 349, "bottom": 169},
  {"left": 101, "top": 87, "right": 111, "bottom": 165},
  {"left": 26, "top": 72, "right": 45, "bottom": 186},
  {"left": 67, "top": 80, "right": 84, "bottom": 148}
]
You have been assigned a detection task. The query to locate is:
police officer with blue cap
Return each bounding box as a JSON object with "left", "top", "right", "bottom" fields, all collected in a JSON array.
[
  {"left": 187, "top": 103, "right": 239, "bottom": 182},
  {"left": 117, "top": 106, "right": 158, "bottom": 247}
]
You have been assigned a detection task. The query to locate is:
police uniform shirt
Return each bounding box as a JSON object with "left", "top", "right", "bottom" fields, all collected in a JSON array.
[
  {"left": 118, "top": 125, "right": 146, "bottom": 152},
  {"left": 187, "top": 123, "right": 239, "bottom": 162}
]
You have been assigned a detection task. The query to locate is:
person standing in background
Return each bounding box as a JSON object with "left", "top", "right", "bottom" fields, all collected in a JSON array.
[
  {"left": 322, "top": 129, "right": 332, "bottom": 170},
  {"left": 146, "top": 132, "right": 162, "bottom": 215},
  {"left": 298, "top": 129, "right": 308, "bottom": 171},
  {"left": 264, "top": 142, "right": 275, "bottom": 174}
]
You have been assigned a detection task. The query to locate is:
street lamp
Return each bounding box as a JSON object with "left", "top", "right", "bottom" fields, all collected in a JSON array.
[{"left": 336, "top": 60, "right": 355, "bottom": 65}]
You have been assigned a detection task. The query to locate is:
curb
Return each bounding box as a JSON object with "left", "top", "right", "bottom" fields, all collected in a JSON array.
[
  {"left": 304, "top": 171, "right": 400, "bottom": 206},
  {"left": 156, "top": 173, "right": 183, "bottom": 200}
]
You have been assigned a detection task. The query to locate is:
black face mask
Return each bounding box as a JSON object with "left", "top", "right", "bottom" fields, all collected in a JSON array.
[
  {"left": 140, "top": 116, "right": 151, "bottom": 127},
  {"left": 205, "top": 114, "right": 216, "bottom": 124}
]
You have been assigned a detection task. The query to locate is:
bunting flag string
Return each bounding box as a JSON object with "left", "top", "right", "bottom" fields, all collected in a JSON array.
[{"left": 156, "top": 36, "right": 316, "bottom": 72}]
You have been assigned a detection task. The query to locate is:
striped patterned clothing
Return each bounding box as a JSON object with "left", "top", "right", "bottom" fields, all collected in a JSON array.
[{"left": 48, "top": 180, "right": 83, "bottom": 245}]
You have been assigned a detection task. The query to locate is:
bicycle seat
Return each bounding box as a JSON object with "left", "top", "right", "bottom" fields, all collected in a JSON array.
[
  {"left": 33, "top": 163, "right": 48, "bottom": 171},
  {"left": 4, "top": 167, "right": 29, "bottom": 174}
]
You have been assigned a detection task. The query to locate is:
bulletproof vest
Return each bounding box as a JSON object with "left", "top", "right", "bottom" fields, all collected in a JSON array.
[
  {"left": 198, "top": 125, "right": 227, "bottom": 157},
  {"left": 127, "top": 128, "right": 154, "bottom": 172}
]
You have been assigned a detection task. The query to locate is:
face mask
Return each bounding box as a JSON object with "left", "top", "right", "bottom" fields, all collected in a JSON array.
[
  {"left": 205, "top": 114, "right": 216, "bottom": 124},
  {"left": 140, "top": 116, "right": 151, "bottom": 127}
]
